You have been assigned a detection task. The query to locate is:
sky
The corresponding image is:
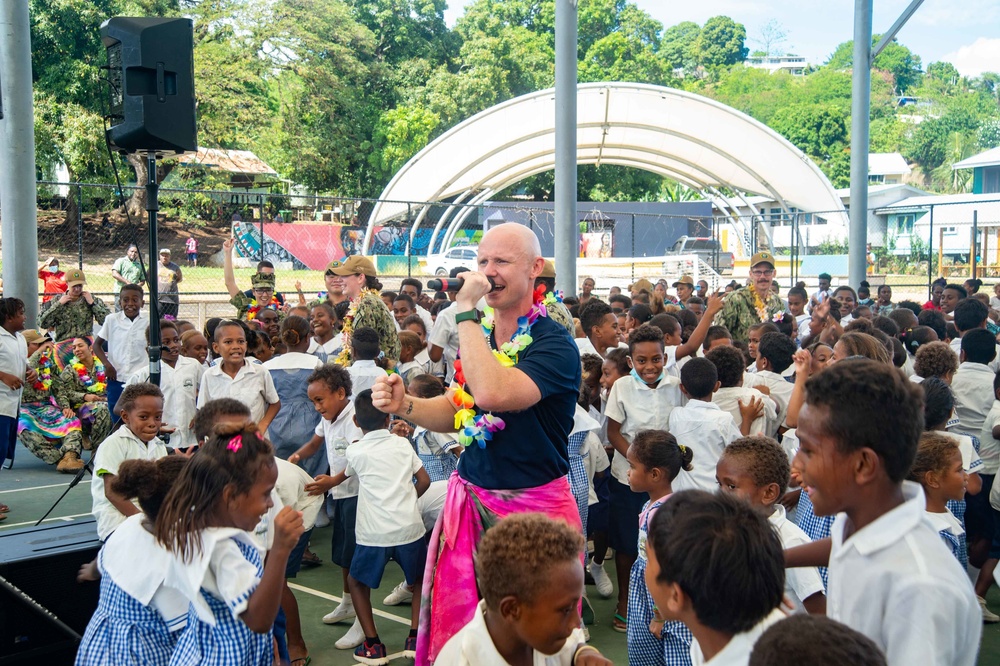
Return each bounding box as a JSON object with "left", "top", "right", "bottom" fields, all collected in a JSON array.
[{"left": 443, "top": 0, "right": 1000, "bottom": 77}]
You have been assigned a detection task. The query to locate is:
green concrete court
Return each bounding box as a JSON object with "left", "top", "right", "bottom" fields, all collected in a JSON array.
[{"left": 2, "top": 450, "right": 998, "bottom": 665}]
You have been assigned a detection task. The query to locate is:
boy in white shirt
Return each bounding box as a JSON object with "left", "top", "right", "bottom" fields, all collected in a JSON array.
[
  {"left": 347, "top": 327, "right": 389, "bottom": 397},
  {"left": 289, "top": 364, "right": 366, "bottom": 649},
  {"left": 669, "top": 357, "right": 756, "bottom": 492},
  {"left": 646, "top": 490, "right": 786, "bottom": 666},
  {"left": 91, "top": 383, "right": 167, "bottom": 540},
  {"left": 707, "top": 345, "right": 778, "bottom": 437},
  {"left": 789, "top": 360, "right": 980, "bottom": 665},
  {"left": 306, "top": 389, "right": 431, "bottom": 663},
  {"left": 952, "top": 329, "right": 998, "bottom": 436},
  {"left": 93, "top": 283, "right": 149, "bottom": 417},
  {"left": 576, "top": 300, "right": 623, "bottom": 358},
  {"left": 716, "top": 436, "right": 825, "bottom": 614},
  {"left": 747, "top": 332, "right": 797, "bottom": 430}
]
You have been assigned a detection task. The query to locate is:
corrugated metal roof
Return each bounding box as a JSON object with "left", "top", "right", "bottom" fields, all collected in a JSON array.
[
  {"left": 176, "top": 147, "right": 277, "bottom": 175},
  {"left": 954, "top": 146, "right": 1000, "bottom": 170}
]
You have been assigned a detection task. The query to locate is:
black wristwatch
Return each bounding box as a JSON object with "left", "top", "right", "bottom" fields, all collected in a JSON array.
[{"left": 455, "top": 309, "right": 482, "bottom": 324}]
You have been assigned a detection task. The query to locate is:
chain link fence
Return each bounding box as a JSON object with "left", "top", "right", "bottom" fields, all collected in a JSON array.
[{"left": 9, "top": 181, "right": 1000, "bottom": 326}]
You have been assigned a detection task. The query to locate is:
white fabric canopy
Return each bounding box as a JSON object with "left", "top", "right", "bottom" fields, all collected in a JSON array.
[{"left": 363, "top": 82, "right": 848, "bottom": 254}]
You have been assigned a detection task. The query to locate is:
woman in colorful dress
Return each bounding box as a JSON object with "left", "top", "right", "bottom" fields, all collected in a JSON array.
[
  {"left": 54, "top": 337, "right": 111, "bottom": 450},
  {"left": 326, "top": 255, "right": 400, "bottom": 364},
  {"left": 17, "top": 331, "right": 86, "bottom": 472}
]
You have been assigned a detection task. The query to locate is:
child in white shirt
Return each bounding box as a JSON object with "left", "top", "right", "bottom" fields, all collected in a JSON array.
[
  {"left": 669, "top": 358, "right": 755, "bottom": 492},
  {"left": 347, "top": 326, "right": 389, "bottom": 397},
  {"left": 307, "top": 389, "right": 431, "bottom": 662},
  {"left": 746, "top": 332, "right": 797, "bottom": 430},
  {"left": 406, "top": 374, "right": 461, "bottom": 482},
  {"left": 706, "top": 345, "right": 778, "bottom": 437},
  {"left": 93, "top": 283, "right": 149, "bottom": 413},
  {"left": 91, "top": 383, "right": 167, "bottom": 540},
  {"left": 909, "top": 432, "right": 969, "bottom": 564},
  {"left": 197, "top": 321, "right": 280, "bottom": 432}
]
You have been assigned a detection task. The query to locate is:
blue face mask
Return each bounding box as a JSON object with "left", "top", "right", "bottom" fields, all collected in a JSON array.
[{"left": 630, "top": 367, "right": 665, "bottom": 385}]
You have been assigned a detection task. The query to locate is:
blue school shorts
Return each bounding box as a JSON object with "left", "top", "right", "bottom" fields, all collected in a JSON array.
[
  {"left": 349, "top": 538, "right": 428, "bottom": 589},
  {"left": 285, "top": 527, "right": 313, "bottom": 578},
  {"left": 330, "top": 496, "right": 358, "bottom": 569},
  {"left": 608, "top": 476, "right": 648, "bottom": 557}
]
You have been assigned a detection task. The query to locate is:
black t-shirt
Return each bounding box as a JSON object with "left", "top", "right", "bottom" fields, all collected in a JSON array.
[{"left": 457, "top": 316, "right": 582, "bottom": 490}]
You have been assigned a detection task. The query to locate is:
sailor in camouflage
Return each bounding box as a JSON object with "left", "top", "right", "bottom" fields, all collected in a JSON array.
[
  {"left": 328, "top": 256, "right": 401, "bottom": 362},
  {"left": 37, "top": 269, "right": 110, "bottom": 341},
  {"left": 229, "top": 271, "right": 283, "bottom": 322},
  {"left": 714, "top": 252, "right": 786, "bottom": 344}
]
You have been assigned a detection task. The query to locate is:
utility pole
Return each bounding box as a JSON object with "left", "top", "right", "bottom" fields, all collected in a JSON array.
[
  {"left": 847, "top": 0, "right": 872, "bottom": 288},
  {"left": 0, "top": 1, "right": 39, "bottom": 325},
  {"left": 554, "top": 0, "right": 578, "bottom": 296}
]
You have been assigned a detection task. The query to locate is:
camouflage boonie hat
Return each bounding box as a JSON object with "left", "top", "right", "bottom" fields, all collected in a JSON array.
[
  {"left": 66, "top": 269, "right": 87, "bottom": 286},
  {"left": 251, "top": 272, "right": 276, "bottom": 290}
]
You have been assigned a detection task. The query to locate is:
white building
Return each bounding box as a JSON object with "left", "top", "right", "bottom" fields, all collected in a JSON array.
[
  {"left": 745, "top": 55, "right": 808, "bottom": 76},
  {"left": 868, "top": 153, "right": 912, "bottom": 185},
  {"left": 876, "top": 193, "right": 1000, "bottom": 263}
]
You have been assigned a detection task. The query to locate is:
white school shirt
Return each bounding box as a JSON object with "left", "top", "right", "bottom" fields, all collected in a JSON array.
[
  {"left": 827, "top": 481, "right": 980, "bottom": 666},
  {"left": 167, "top": 528, "right": 261, "bottom": 626},
  {"left": 937, "top": 430, "right": 984, "bottom": 475},
  {"left": 584, "top": 432, "right": 610, "bottom": 506},
  {"left": 127, "top": 356, "right": 203, "bottom": 449},
  {"left": 344, "top": 429, "right": 425, "bottom": 547},
  {"left": 437, "top": 599, "right": 588, "bottom": 666},
  {"left": 712, "top": 386, "right": 778, "bottom": 437},
  {"left": 793, "top": 313, "right": 810, "bottom": 343},
  {"left": 91, "top": 427, "right": 168, "bottom": 539},
  {"left": 575, "top": 336, "right": 627, "bottom": 358},
  {"left": 949, "top": 336, "right": 1000, "bottom": 373},
  {"left": 979, "top": 401, "right": 1000, "bottom": 475},
  {"left": 97, "top": 310, "right": 150, "bottom": 380},
  {"left": 274, "top": 457, "right": 323, "bottom": 531},
  {"left": 745, "top": 370, "right": 793, "bottom": 429},
  {"left": 604, "top": 372, "right": 684, "bottom": 485},
  {"left": 314, "top": 402, "right": 363, "bottom": 499},
  {"left": 668, "top": 400, "right": 742, "bottom": 492},
  {"left": 417, "top": 479, "right": 448, "bottom": 532},
  {"left": 690, "top": 608, "right": 785, "bottom": 666},
  {"left": 307, "top": 336, "right": 341, "bottom": 358},
  {"left": 951, "top": 362, "right": 996, "bottom": 438},
  {"left": 428, "top": 298, "right": 485, "bottom": 383},
  {"left": 197, "top": 358, "right": 279, "bottom": 425},
  {"left": 0, "top": 327, "right": 27, "bottom": 418},
  {"left": 347, "top": 359, "right": 388, "bottom": 397},
  {"left": 769, "top": 504, "right": 824, "bottom": 612},
  {"left": 416, "top": 304, "right": 434, "bottom": 331}
]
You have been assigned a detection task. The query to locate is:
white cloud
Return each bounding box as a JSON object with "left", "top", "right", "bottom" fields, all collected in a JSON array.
[{"left": 942, "top": 37, "right": 1000, "bottom": 77}]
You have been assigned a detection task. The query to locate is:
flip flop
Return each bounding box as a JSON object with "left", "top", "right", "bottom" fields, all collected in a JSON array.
[
  {"left": 0, "top": 504, "right": 9, "bottom": 513},
  {"left": 613, "top": 612, "right": 627, "bottom": 633},
  {"left": 290, "top": 658, "right": 311, "bottom": 666},
  {"left": 300, "top": 551, "right": 322, "bottom": 568}
]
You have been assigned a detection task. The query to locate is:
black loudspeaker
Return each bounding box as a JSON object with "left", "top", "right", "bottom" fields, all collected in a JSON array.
[
  {"left": 100, "top": 17, "right": 197, "bottom": 154},
  {"left": 0, "top": 518, "right": 102, "bottom": 664}
]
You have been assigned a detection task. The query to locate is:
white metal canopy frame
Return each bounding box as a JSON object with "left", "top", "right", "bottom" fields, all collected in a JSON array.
[{"left": 362, "top": 82, "right": 848, "bottom": 255}]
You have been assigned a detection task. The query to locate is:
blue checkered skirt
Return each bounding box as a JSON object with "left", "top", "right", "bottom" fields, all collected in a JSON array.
[
  {"left": 627, "top": 556, "right": 693, "bottom": 666},
  {"left": 567, "top": 432, "right": 590, "bottom": 537}
]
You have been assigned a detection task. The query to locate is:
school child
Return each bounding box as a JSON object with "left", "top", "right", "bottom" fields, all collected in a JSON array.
[
  {"left": 288, "top": 364, "right": 365, "bottom": 648},
  {"left": 577, "top": 299, "right": 624, "bottom": 358},
  {"left": 706, "top": 345, "right": 778, "bottom": 437},
  {"left": 401, "top": 314, "right": 443, "bottom": 378},
  {"left": 262, "top": 316, "right": 323, "bottom": 471},
  {"left": 746, "top": 332, "right": 797, "bottom": 429},
  {"left": 158, "top": 424, "right": 304, "bottom": 666},
  {"left": 913, "top": 340, "right": 958, "bottom": 383},
  {"left": 908, "top": 432, "right": 969, "bottom": 563},
  {"left": 180, "top": 330, "right": 209, "bottom": 367},
  {"left": 0, "top": 297, "right": 28, "bottom": 474},
  {"left": 669, "top": 357, "right": 757, "bottom": 492},
  {"left": 436, "top": 512, "right": 613, "bottom": 665},
  {"left": 76, "top": 456, "right": 190, "bottom": 665},
  {"left": 407, "top": 374, "right": 461, "bottom": 482},
  {"left": 623, "top": 430, "right": 694, "bottom": 665},
  {"left": 702, "top": 325, "right": 733, "bottom": 353},
  {"left": 90, "top": 383, "right": 168, "bottom": 541},
  {"left": 952, "top": 329, "right": 997, "bottom": 436},
  {"left": 348, "top": 327, "right": 389, "bottom": 397},
  {"left": 93, "top": 283, "right": 149, "bottom": 416},
  {"left": 749, "top": 615, "right": 887, "bottom": 666},
  {"left": 197, "top": 320, "right": 280, "bottom": 433},
  {"left": 307, "top": 303, "right": 341, "bottom": 359},
  {"left": 646, "top": 490, "right": 786, "bottom": 664},
  {"left": 605, "top": 324, "right": 684, "bottom": 632},
  {"left": 125, "top": 320, "right": 202, "bottom": 451},
  {"left": 744, "top": 322, "right": 779, "bottom": 374},
  {"left": 568, "top": 398, "right": 602, "bottom": 543},
  {"left": 397, "top": 331, "right": 426, "bottom": 386},
  {"left": 715, "top": 436, "right": 826, "bottom": 614},
  {"left": 649, "top": 293, "right": 724, "bottom": 378},
  {"left": 788, "top": 359, "right": 981, "bottom": 664},
  {"left": 304, "top": 390, "right": 432, "bottom": 663},
  {"left": 786, "top": 287, "right": 810, "bottom": 344}
]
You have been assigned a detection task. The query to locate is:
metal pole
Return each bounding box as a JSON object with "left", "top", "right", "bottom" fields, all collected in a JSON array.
[
  {"left": 0, "top": 1, "right": 39, "bottom": 326},
  {"left": 407, "top": 203, "right": 412, "bottom": 278},
  {"left": 848, "top": 0, "right": 873, "bottom": 288},
  {"left": 631, "top": 214, "right": 636, "bottom": 284},
  {"left": 77, "top": 184, "right": 84, "bottom": 269},
  {"left": 927, "top": 205, "right": 934, "bottom": 299},
  {"left": 258, "top": 194, "right": 265, "bottom": 263},
  {"left": 554, "top": 0, "right": 577, "bottom": 296},
  {"left": 972, "top": 210, "right": 979, "bottom": 280},
  {"left": 146, "top": 154, "right": 162, "bottom": 387}
]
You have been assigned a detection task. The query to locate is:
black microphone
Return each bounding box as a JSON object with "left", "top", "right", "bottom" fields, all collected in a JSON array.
[{"left": 427, "top": 275, "right": 496, "bottom": 292}]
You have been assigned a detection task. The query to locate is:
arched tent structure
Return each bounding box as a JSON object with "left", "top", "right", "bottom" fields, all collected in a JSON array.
[{"left": 362, "top": 82, "right": 848, "bottom": 255}]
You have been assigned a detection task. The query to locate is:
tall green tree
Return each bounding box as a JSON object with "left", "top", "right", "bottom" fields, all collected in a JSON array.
[
  {"left": 826, "top": 36, "right": 922, "bottom": 93},
  {"left": 693, "top": 16, "right": 748, "bottom": 70}
]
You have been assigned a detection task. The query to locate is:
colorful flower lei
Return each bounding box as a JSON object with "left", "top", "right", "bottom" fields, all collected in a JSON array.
[
  {"left": 750, "top": 288, "right": 770, "bottom": 324},
  {"left": 32, "top": 351, "right": 56, "bottom": 391},
  {"left": 448, "top": 285, "right": 556, "bottom": 448},
  {"left": 245, "top": 295, "right": 281, "bottom": 321},
  {"left": 334, "top": 288, "right": 380, "bottom": 366},
  {"left": 69, "top": 355, "right": 107, "bottom": 394}
]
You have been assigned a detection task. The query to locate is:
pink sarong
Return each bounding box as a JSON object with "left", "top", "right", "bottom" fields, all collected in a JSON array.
[{"left": 416, "top": 472, "right": 582, "bottom": 665}]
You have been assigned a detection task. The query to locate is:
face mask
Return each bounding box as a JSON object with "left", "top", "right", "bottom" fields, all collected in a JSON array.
[
  {"left": 630, "top": 367, "right": 665, "bottom": 384},
  {"left": 47, "top": 266, "right": 59, "bottom": 273}
]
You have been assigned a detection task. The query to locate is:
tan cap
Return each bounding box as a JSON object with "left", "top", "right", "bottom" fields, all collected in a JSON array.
[
  {"left": 22, "top": 330, "right": 45, "bottom": 344},
  {"left": 328, "top": 255, "right": 376, "bottom": 277},
  {"left": 159, "top": 248, "right": 170, "bottom": 255},
  {"left": 65, "top": 268, "right": 86, "bottom": 287},
  {"left": 750, "top": 252, "right": 776, "bottom": 269},
  {"left": 629, "top": 278, "right": 654, "bottom": 293},
  {"left": 540, "top": 259, "right": 556, "bottom": 278},
  {"left": 672, "top": 274, "right": 695, "bottom": 288}
]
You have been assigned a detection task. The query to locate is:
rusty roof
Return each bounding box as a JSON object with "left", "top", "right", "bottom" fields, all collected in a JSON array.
[{"left": 176, "top": 147, "right": 278, "bottom": 175}]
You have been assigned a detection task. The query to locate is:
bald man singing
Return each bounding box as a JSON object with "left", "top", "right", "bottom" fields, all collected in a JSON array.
[{"left": 372, "top": 223, "right": 582, "bottom": 663}]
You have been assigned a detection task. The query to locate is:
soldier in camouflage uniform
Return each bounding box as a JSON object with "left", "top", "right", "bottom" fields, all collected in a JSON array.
[
  {"left": 328, "top": 256, "right": 401, "bottom": 362},
  {"left": 714, "top": 251, "right": 786, "bottom": 344},
  {"left": 38, "top": 269, "right": 110, "bottom": 342},
  {"left": 222, "top": 237, "right": 285, "bottom": 322},
  {"left": 53, "top": 337, "right": 111, "bottom": 450},
  {"left": 16, "top": 331, "right": 85, "bottom": 472}
]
